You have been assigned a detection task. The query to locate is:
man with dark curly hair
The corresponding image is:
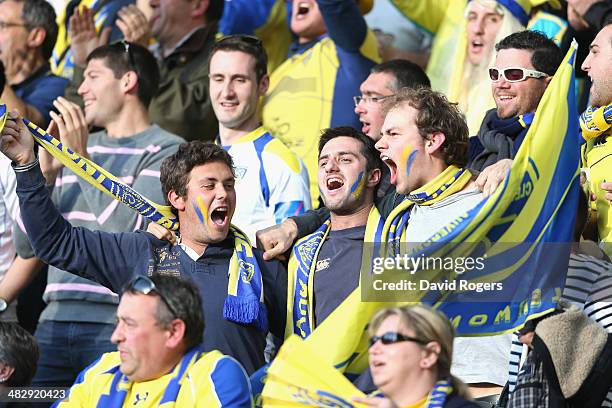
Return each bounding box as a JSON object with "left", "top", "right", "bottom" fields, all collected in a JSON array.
[{"left": 0, "top": 121, "right": 288, "bottom": 376}]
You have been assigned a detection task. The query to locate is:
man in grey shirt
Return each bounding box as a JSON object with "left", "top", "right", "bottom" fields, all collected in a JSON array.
[{"left": 13, "top": 42, "right": 184, "bottom": 388}]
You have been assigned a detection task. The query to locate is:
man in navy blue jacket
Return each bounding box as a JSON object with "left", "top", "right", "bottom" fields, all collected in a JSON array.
[{"left": 0, "top": 114, "right": 287, "bottom": 375}]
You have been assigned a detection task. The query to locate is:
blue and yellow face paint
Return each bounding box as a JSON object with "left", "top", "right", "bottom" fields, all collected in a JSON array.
[
  {"left": 0, "top": 105, "right": 7, "bottom": 130},
  {"left": 400, "top": 145, "right": 418, "bottom": 176},
  {"left": 193, "top": 195, "right": 208, "bottom": 225},
  {"left": 350, "top": 171, "right": 365, "bottom": 199}
]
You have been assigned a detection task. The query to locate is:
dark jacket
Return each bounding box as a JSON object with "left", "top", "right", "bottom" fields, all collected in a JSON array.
[
  {"left": 14, "top": 164, "right": 287, "bottom": 375},
  {"left": 445, "top": 392, "right": 482, "bottom": 408},
  {"left": 148, "top": 24, "right": 219, "bottom": 142},
  {"left": 500, "top": 307, "right": 612, "bottom": 408},
  {"left": 468, "top": 109, "right": 533, "bottom": 173}
]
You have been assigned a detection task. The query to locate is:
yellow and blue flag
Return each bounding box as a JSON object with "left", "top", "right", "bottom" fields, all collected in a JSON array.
[
  {"left": 422, "top": 41, "right": 579, "bottom": 335},
  {"left": 288, "top": 42, "right": 580, "bottom": 382}
]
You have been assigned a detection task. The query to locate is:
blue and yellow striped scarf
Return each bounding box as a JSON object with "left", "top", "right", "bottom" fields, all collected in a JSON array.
[
  {"left": 0, "top": 108, "right": 267, "bottom": 331},
  {"left": 287, "top": 219, "right": 332, "bottom": 339},
  {"left": 23, "top": 115, "right": 179, "bottom": 231},
  {"left": 286, "top": 206, "right": 385, "bottom": 341},
  {"left": 422, "top": 380, "right": 453, "bottom": 408},
  {"left": 225, "top": 227, "right": 268, "bottom": 331},
  {"left": 580, "top": 104, "right": 612, "bottom": 141},
  {"left": 382, "top": 165, "right": 472, "bottom": 256}
]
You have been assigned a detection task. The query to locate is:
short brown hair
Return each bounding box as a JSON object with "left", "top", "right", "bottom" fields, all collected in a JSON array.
[
  {"left": 87, "top": 42, "right": 160, "bottom": 107},
  {"left": 384, "top": 88, "right": 469, "bottom": 167},
  {"left": 160, "top": 142, "right": 234, "bottom": 211},
  {"left": 208, "top": 35, "right": 267, "bottom": 83}
]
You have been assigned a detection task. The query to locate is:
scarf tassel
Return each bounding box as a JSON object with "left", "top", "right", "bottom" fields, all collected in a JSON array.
[{"left": 224, "top": 295, "right": 269, "bottom": 332}]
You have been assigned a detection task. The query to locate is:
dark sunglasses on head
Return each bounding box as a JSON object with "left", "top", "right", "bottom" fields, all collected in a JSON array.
[
  {"left": 488, "top": 67, "right": 548, "bottom": 83},
  {"left": 369, "top": 331, "right": 428, "bottom": 348},
  {"left": 119, "top": 40, "right": 137, "bottom": 72},
  {"left": 127, "top": 275, "right": 178, "bottom": 318}
]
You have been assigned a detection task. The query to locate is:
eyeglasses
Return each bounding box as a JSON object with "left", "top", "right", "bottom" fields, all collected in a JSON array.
[
  {"left": 369, "top": 331, "right": 428, "bottom": 348},
  {"left": 0, "top": 21, "right": 27, "bottom": 30},
  {"left": 119, "top": 41, "right": 137, "bottom": 74},
  {"left": 488, "top": 67, "right": 548, "bottom": 83},
  {"left": 353, "top": 94, "right": 394, "bottom": 107},
  {"left": 126, "top": 275, "right": 178, "bottom": 318}
]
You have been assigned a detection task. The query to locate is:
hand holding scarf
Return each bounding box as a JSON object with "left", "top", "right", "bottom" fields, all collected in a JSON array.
[{"left": 580, "top": 105, "right": 612, "bottom": 141}]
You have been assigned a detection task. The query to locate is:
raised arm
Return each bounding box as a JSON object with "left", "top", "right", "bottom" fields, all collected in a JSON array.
[
  {"left": 1, "top": 114, "right": 150, "bottom": 293},
  {"left": 317, "top": 0, "right": 367, "bottom": 52}
]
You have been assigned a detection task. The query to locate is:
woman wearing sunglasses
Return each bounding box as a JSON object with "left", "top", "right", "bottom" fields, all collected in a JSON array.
[{"left": 356, "top": 305, "right": 479, "bottom": 408}]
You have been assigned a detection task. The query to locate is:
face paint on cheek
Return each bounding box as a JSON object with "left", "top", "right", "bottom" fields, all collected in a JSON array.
[
  {"left": 400, "top": 145, "right": 418, "bottom": 175},
  {"left": 193, "top": 196, "right": 208, "bottom": 225},
  {"left": 350, "top": 171, "right": 365, "bottom": 199}
]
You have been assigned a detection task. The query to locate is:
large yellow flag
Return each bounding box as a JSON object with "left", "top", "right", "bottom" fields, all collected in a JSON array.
[
  {"left": 285, "top": 42, "right": 580, "bottom": 381},
  {"left": 263, "top": 336, "right": 368, "bottom": 407}
]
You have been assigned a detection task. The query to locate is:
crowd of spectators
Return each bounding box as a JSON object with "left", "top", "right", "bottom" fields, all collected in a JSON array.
[{"left": 0, "top": 0, "right": 611, "bottom": 406}]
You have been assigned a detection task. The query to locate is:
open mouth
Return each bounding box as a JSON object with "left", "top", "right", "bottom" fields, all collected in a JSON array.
[
  {"left": 469, "top": 39, "right": 484, "bottom": 54},
  {"left": 381, "top": 155, "right": 398, "bottom": 185},
  {"left": 210, "top": 206, "right": 229, "bottom": 227},
  {"left": 220, "top": 101, "right": 238, "bottom": 108},
  {"left": 326, "top": 176, "right": 344, "bottom": 191},
  {"left": 361, "top": 121, "right": 371, "bottom": 134},
  {"left": 370, "top": 360, "right": 386, "bottom": 371},
  {"left": 496, "top": 94, "right": 515, "bottom": 103},
  {"left": 296, "top": 2, "right": 310, "bottom": 18}
]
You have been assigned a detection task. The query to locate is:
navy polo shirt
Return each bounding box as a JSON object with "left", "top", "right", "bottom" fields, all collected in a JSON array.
[
  {"left": 14, "top": 165, "right": 287, "bottom": 375},
  {"left": 313, "top": 225, "right": 366, "bottom": 326}
]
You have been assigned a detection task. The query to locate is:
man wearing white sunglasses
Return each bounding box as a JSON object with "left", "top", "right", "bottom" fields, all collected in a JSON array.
[{"left": 468, "top": 31, "right": 562, "bottom": 187}]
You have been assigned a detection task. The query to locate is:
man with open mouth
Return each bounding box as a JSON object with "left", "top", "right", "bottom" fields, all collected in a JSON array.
[
  {"left": 284, "top": 125, "right": 382, "bottom": 358},
  {"left": 0, "top": 123, "right": 289, "bottom": 376},
  {"left": 580, "top": 22, "right": 612, "bottom": 259},
  {"left": 258, "top": 87, "right": 511, "bottom": 401}
]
